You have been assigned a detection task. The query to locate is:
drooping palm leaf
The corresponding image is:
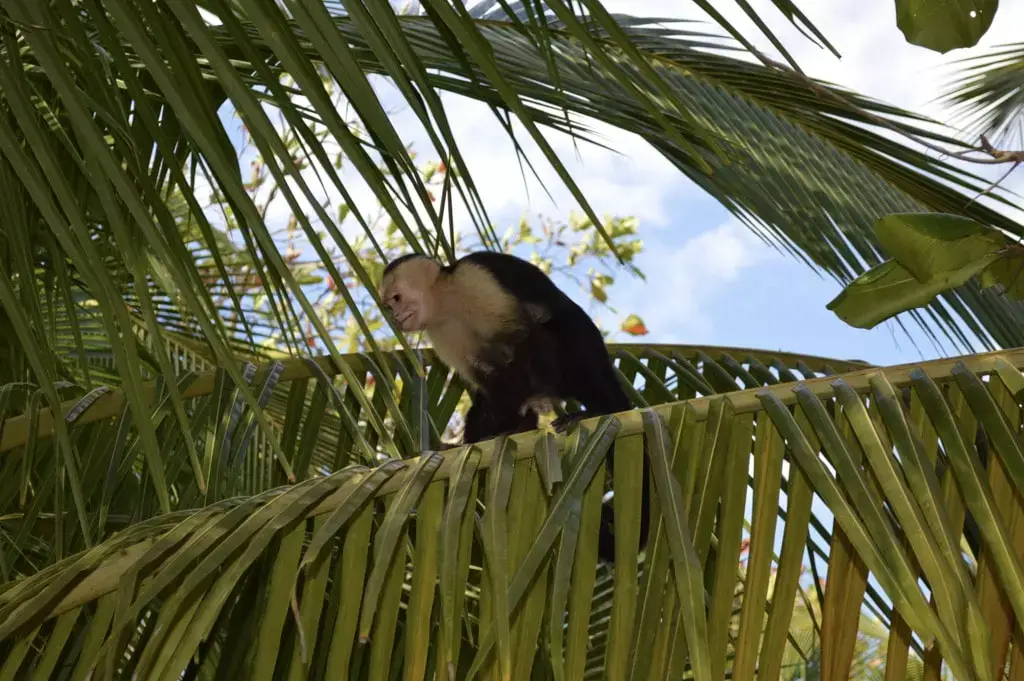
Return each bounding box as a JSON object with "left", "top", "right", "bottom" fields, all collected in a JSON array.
[
  {"left": 6, "top": 4, "right": 1024, "bottom": 678},
  {"left": 0, "top": 339, "right": 863, "bottom": 675},
  {"left": 2, "top": 343, "right": 859, "bottom": 679},
  {"left": 941, "top": 40, "right": 1024, "bottom": 148},
  {"left": 2, "top": 2, "right": 1021, "bottom": 399},
  {"left": 2, "top": 346, "right": 1023, "bottom": 681},
  {"left": 89, "top": 4, "right": 1024, "bottom": 354}
]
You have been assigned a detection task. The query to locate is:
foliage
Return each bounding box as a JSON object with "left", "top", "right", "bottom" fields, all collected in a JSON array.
[
  {"left": 8, "top": 0, "right": 1024, "bottom": 406},
  {"left": 942, "top": 42, "right": 1024, "bottom": 149},
  {"left": 8, "top": 1, "right": 1024, "bottom": 679},
  {"left": 828, "top": 213, "right": 1024, "bottom": 329},
  {"left": 2, "top": 346, "right": 1022, "bottom": 681},
  {"left": 894, "top": 0, "right": 998, "bottom": 53},
  {"left": 212, "top": 96, "right": 648, "bottom": 358},
  {"left": 831, "top": 1, "right": 1024, "bottom": 332}
]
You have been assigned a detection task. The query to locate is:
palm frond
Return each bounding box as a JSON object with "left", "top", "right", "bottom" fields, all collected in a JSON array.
[
  {"left": 2, "top": 346, "right": 1023, "bottom": 680},
  {"left": 0, "top": 343, "right": 864, "bottom": 566},
  {"left": 9, "top": 4, "right": 1024, "bottom": 679},
  {"left": 91, "top": 6, "right": 1024, "bottom": 353},
  {"left": 941, "top": 41, "right": 1024, "bottom": 149}
]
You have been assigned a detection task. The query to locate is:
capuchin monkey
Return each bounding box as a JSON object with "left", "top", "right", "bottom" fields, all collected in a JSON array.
[{"left": 379, "top": 250, "right": 650, "bottom": 563}]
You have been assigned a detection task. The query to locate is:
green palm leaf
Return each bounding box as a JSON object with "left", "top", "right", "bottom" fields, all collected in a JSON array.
[
  {"left": 0, "top": 344, "right": 862, "bottom": 561},
  {"left": 941, "top": 40, "right": 1024, "bottom": 148},
  {"left": 5, "top": 2, "right": 1023, "bottom": 417},
  {"left": 2, "top": 345, "right": 1022, "bottom": 681},
  {"left": 183, "top": 7, "right": 1024, "bottom": 351}
]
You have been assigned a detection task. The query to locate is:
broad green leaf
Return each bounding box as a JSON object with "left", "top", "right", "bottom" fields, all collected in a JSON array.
[
  {"left": 642, "top": 409, "right": 712, "bottom": 681},
  {"left": 979, "top": 254, "right": 1024, "bottom": 298},
  {"left": 895, "top": 0, "right": 998, "bottom": 52},
  {"left": 481, "top": 437, "right": 516, "bottom": 681},
  {"left": 27, "top": 606, "right": 80, "bottom": 681},
  {"left": 603, "top": 433, "right": 644, "bottom": 679},
  {"left": 564, "top": 427, "right": 605, "bottom": 681},
  {"left": 730, "top": 412, "right": 783, "bottom": 681},
  {"left": 911, "top": 369, "right": 1024, "bottom": 626},
  {"left": 707, "top": 414, "right": 752, "bottom": 681},
  {"left": 831, "top": 214, "right": 1024, "bottom": 329},
  {"left": 509, "top": 460, "right": 549, "bottom": 680},
  {"left": 545, "top": 427, "right": 588, "bottom": 681},
  {"left": 874, "top": 212, "right": 1007, "bottom": 283},
  {"left": 357, "top": 453, "right": 442, "bottom": 641},
  {"left": 322, "top": 503, "right": 375, "bottom": 681},
  {"left": 286, "top": 516, "right": 333, "bottom": 679},
  {"left": 403, "top": 480, "right": 442, "bottom": 681},
  {"left": 827, "top": 257, "right": 999, "bottom": 329},
  {"left": 251, "top": 523, "right": 307, "bottom": 679}
]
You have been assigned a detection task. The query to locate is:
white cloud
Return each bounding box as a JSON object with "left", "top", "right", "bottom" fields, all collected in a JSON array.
[
  {"left": 621, "top": 218, "right": 780, "bottom": 338},
  {"left": 376, "top": 90, "right": 693, "bottom": 231}
]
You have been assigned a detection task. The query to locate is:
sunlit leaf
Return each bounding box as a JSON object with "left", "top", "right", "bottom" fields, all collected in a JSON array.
[
  {"left": 874, "top": 212, "right": 1008, "bottom": 282},
  {"left": 827, "top": 257, "right": 998, "bottom": 329},
  {"left": 895, "top": 0, "right": 998, "bottom": 52},
  {"left": 620, "top": 314, "right": 648, "bottom": 336}
]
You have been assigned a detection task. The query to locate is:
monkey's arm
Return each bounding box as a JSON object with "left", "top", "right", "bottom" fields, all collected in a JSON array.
[
  {"left": 463, "top": 388, "right": 539, "bottom": 444},
  {"left": 462, "top": 323, "right": 563, "bottom": 442},
  {"left": 545, "top": 307, "right": 631, "bottom": 430}
]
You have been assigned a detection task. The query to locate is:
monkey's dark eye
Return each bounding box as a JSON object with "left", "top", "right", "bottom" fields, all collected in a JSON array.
[{"left": 391, "top": 293, "right": 402, "bottom": 304}]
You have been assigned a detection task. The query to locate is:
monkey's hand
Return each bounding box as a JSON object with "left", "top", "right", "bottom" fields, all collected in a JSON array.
[
  {"left": 519, "top": 395, "right": 556, "bottom": 417},
  {"left": 550, "top": 412, "right": 586, "bottom": 434}
]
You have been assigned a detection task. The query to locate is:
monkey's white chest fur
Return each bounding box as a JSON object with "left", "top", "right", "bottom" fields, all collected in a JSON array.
[
  {"left": 426, "top": 264, "right": 521, "bottom": 387},
  {"left": 425, "top": 321, "right": 486, "bottom": 386}
]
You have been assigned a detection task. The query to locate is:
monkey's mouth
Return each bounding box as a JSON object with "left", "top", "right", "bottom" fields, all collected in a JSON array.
[{"left": 395, "top": 311, "right": 416, "bottom": 329}]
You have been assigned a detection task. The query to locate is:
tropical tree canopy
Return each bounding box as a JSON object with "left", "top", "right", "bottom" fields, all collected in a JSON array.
[{"left": 4, "top": 1, "right": 1024, "bottom": 680}]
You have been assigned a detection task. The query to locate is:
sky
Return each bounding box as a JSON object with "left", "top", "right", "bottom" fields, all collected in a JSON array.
[
  {"left": 362, "top": 0, "right": 1024, "bottom": 369},
  {"left": 207, "top": 0, "right": 1024, "bottom": 369}
]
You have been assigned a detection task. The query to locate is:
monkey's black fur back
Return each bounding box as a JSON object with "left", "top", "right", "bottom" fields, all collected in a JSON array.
[{"left": 452, "top": 251, "right": 649, "bottom": 564}]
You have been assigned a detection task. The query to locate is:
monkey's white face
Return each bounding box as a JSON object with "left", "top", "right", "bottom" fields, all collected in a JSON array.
[
  {"left": 379, "top": 258, "right": 440, "bottom": 332},
  {"left": 381, "top": 281, "right": 426, "bottom": 331}
]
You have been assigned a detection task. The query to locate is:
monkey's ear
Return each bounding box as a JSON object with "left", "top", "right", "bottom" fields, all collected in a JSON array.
[{"left": 524, "top": 302, "right": 551, "bottom": 323}]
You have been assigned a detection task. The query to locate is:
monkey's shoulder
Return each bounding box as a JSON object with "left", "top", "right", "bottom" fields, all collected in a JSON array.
[
  {"left": 442, "top": 262, "right": 524, "bottom": 331},
  {"left": 450, "top": 251, "right": 576, "bottom": 320},
  {"left": 456, "top": 251, "right": 577, "bottom": 305}
]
